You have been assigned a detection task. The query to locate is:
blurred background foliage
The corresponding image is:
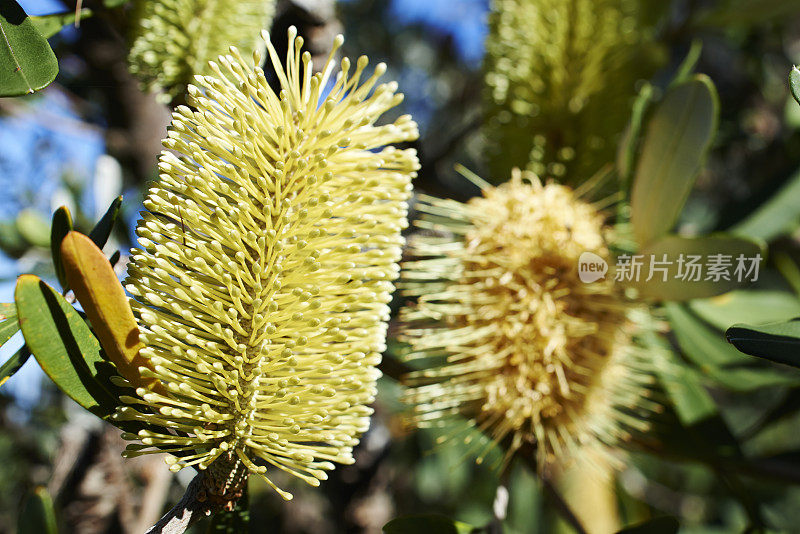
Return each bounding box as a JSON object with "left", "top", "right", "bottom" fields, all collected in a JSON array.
[{"left": 4, "top": 0, "right": 800, "bottom": 533}]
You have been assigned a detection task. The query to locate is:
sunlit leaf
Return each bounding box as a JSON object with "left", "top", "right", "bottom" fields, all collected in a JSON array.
[
  {"left": 0, "top": 347, "right": 29, "bottom": 387},
  {"left": 61, "top": 231, "right": 161, "bottom": 392},
  {"left": 791, "top": 66, "right": 800, "bottom": 107},
  {"left": 15, "top": 274, "right": 119, "bottom": 417},
  {"left": 0, "top": 302, "right": 19, "bottom": 346},
  {"left": 630, "top": 75, "right": 718, "bottom": 246},
  {"left": 0, "top": 0, "right": 58, "bottom": 97},
  {"left": 731, "top": 166, "right": 800, "bottom": 241}
]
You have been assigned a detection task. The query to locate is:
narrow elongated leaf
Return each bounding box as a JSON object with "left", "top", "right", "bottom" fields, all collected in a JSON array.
[
  {"left": 51, "top": 205, "right": 73, "bottom": 290},
  {"left": 61, "top": 231, "right": 160, "bottom": 392},
  {"left": 791, "top": 66, "right": 800, "bottom": 107},
  {"left": 0, "top": 302, "right": 19, "bottom": 345},
  {"left": 15, "top": 274, "right": 119, "bottom": 416},
  {"left": 731, "top": 166, "right": 800, "bottom": 241},
  {"left": 30, "top": 8, "right": 92, "bottom": 39},
  {"left": 632, "top": 234, "right": 764, "bottom": 301},
  {"left": 669, "top": 40, "right": 703, "bottom": 89},
  {"left": 617, "top": 83, "right": 654, "bottom": 184},
  {"left": 726, "top": 319, "right": 800, "bottom": 368},
  {"left": 383, "top": 515, "right": 474, "bottom": 534},
  {"left": 690, "top": 290, "right": 800, "bottom": 331},
  {"left": 616, "top": 516, "right": 679, "bottom": 534},
  {"left": 18, "top": 486, "right": 57, "bottom": 534},
  {"left": 0, "top": 347, "right": 29, "bottom": 387},
  {"left": 630, "top": 76, "right": 718, "bottom": 246},
  {"left": 88, "top": 196, "right": 122, "bottom": 249},
  {"left": 0, "top": 1, "right": 58, "bottom": 96},
  {"left": 665, "top": 303, "right": 748, "bottom": 367}
]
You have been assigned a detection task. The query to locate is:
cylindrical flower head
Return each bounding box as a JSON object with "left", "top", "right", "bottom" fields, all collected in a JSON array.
[
  {"left": 400, "top": 171, "right": 650, "bottom": 471},
  {"left": 483, "top": 0, "right": 664, "bottom": 183},
  {"left": 118, "top": 28, "right": 419, "bottom": 499},
  {"left": 128, "top": 0, "right": 276, "bottom": 101}
]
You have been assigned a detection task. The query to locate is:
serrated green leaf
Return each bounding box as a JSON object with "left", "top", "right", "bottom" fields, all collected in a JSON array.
[
  {"left": 0, "top": 1, "right": 59, "bottom": 97},
  {"left": 731, "top": 166, "right": 800, "bottom": 241},
  {"left": 16, "top": 209, "right": 50, "bottom": 247},
  {"left": 15, "top": 274, "right": 119, "bottom": 417},
  {"left": 30, "top": 8, "right": 92, "bottom": 39},
  {"left": 726, "top": 319, "right": 800, "bottom": 368},
  {"left": 689, "top": 290, "right": 800, "bottom": 331},
  {"left": 632, "top": 234, "right": 764, "bottom": 301},
  {"left": 0, "top": 347, "right": 30, "bottom": 387},
  {"left": 88, "top": 196, "right": 122, "bottom": 249},
  {"left": 616, "top": 516, "right": 679, "bottom": 534},
  {"left": 630, "top": 76, "right": 719, "bottom": 246},
  {"left": 51, "top": 206, "right": 74, "bottom": 291},
  {"left": 18, "top": 486, "right": 57, "bottom": 534},
  {"left": 383, "top": 514, "right": 475, "bottom": 534}
]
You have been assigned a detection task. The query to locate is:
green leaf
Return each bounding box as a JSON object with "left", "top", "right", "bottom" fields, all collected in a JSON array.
[
  {"left": 0, "top": 0, "right": 59, "bottom": 97},
  {"left": 88, "top": 196, "right": 122, "bottom": 249},
  {"left": 633, "top": 234, "right": 764, "bottom": 301},
  {"left": 696, "top": 0, "right": 800, "bottom": 28},
  {"left": 30, "top": 8, "right": 92, "bottom": 39},
  {"left": 383, "top": 514, "right": 475, "bottom": 534},
  {"left": 18, "top": 486, "right": 57, "bottom": 534},
  {"left": 665, "top": 303, "right": 749, "bottom": 367},
  {"left": 16, "top": 208, "right": 50, "bottom": 247},
  {"left": 689, "top": 290, "right": 800, "bottom": 331},
  {"left": 0, "top": 347, "right": 30, "bottom": 387},
  {"left": 617, "top": 83, "right": 654, "bottom": 185},
  {"left": 731, "top": 166, "right": 800, "bottom": 241},
  {"left": 616, "top": 516, "right": 679, "bottom": 534},
  {"left": 15, "top": 274, "right": 119, "bottom": 417},
  {"left": 0, "top": 302, "right": 19, "bottom": 346},
  {"left": 669, "top": 40, "right": 703, "bottom": 88},
  {"left": 630, "top": 76, "right": 719, "bottom": 246},
  {"left": 726, "top": 319, "right": 800, "bottom": 368},
  {"left": 791, "top": 66, "right": 800, "bottom": 107},
  {"left": 51, "top": 206, "right": 74, "bottom": 291}
]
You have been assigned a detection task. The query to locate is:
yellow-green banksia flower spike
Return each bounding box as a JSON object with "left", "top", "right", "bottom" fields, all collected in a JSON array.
[
  {"left": 400, "top": 170, "right": 651, "bottom": 472},
  {"left": 116, "top": 27, "right": 420, "bottom": 500},
  {"left": 483, "top": 0, "right": 665, "bottom": 184},
  {"left": 128, "top": 0, "right": 276, "bottom": 102}
]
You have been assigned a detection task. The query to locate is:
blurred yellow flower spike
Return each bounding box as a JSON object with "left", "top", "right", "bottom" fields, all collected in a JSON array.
[{"left": 118, "top": 28, "right": 420, "bottom": 499}]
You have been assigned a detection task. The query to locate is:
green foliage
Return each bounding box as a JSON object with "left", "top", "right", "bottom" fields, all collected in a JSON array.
[
  {"left": 383, "top": 514, "right": 476, "bottom": 534},
  {"left": 689, "top": 290, "right": 800, "bottom": 330},
  {"left": 14, "top": 275, "right": 120, "bottom": 418},
  {"left": 616, "top": 516, "right": 679, "bottom": 534},
  {"left": 726, "top": 319, "right": 800, "bottom": 368},
  {"left": 15, "top": 208, "right": 51, "bottom": 248},
  {"left": 30, "top": 8, "right": 93, "bottom": 39},
  {"left": 630, "top": 76, "right": 719, "bottom": 246},
  {"left": 0, "top": 0, "right": 58, "bottom": 96},
  {"left": 17, "top": 486, "right": 57, "bottom": 534},
  {"left": 88, "top": 196, "right": 122, "bottom": 250},
  {"left": 790, "top": 66, "right": 800, "bottom": 108},
  {"left": 50, "top": 206, "right": 73, "bottom": 291},
  {"left": 731, "top": 166, "right": 800, "bottom": 241},
  {"left": 483, "top": 0, "right": 666, "bottom": 184}
]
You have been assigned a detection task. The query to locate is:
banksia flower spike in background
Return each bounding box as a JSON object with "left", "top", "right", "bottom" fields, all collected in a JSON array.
[
  {"left": 483, "top": 0, "right": 664, "bottom": 184},
  {"left": 400, "top": 170, "right": 651, "bottom": 473},
  {"left": 128, "top": 0, "right": 276, "bottom": 102},
  {"left": 118, "top": 27, "right": 419, "bottom": 504}
]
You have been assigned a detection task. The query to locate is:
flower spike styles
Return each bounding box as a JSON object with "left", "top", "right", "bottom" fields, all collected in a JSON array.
[
  {"left": 129, "top": 0, "right": 276, "bottom": 101},
  {"left": 119, "top": 28, "right": 419, "bottom": 499},
  {"left": 400, "top": 170, "right": 651, "bottom": 472}
]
